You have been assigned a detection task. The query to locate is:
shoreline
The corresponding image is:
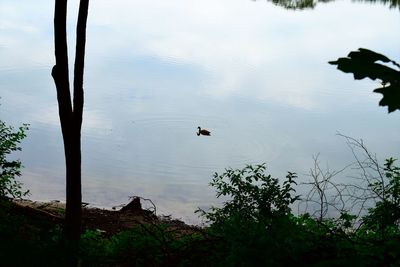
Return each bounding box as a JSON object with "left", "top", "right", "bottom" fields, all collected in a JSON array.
[{"left": 10, "top": 198, "right": 201, "bottom": 236}]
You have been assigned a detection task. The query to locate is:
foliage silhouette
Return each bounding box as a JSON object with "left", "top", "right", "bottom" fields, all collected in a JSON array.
[
  {"left": 196, "top": 164, "right": 300, "bottom": 225},
  {"left": 329, "top": 48, "right": 400, "bottom": 113},
  {"left": 1, "top": 158, "right": 400, "bottom": 266},
  {"left": 195, "top": 164, "right": 381, "bottom": 266},
  {"left": 362, "top": 158, "right": 400, "bottom": 232},
  {"left": 0, "top": 118, "right": 29, "bottom": 199},
  {"left": 269, "top": 0, "right": 321, "bottom": 9},
  {"left": 358, "top": 0, "right": 400, "bottom": 8},
  {"left": 263, "top": 0, "right": 399, "bottom": 10}
]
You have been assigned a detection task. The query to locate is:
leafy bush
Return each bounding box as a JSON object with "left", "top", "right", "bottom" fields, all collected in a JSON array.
[
  {"left": 0, "top": 119, "right": 29, "bottom": 198},
  {"left": 362, "top": 157, "right": 400, "bottom": 231},
  {"left": 196, "top": 164, "right": 300, "bottom": 225},
  {"left": 79, "top": 224, "right": 211, "bottom": 267},
  {"left": 1, "top": 154, "right": 399, "bottom": 266},
  {"left": 194, "top": 163, "right": 400, "bottom": 266},
  {"left": 196, "top": 164, "right": 313, "bottom": 266}
]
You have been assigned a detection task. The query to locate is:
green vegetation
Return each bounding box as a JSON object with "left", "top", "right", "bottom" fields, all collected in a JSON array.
[
  {"left": 0, "top": 119, "right": 29, "bottom": 199},
  {"left": 193, "top": 160, "right": 400, "bottom": 266},
  {"left": 1, "top": 111, "right": 400, "bottom": 266},
  {"left": 1, "top": 152, "right": 400, "bottom": 266},
  {"left": 195, "top": 164, "right": 300, "bottom": 224},
  {"left": 362, "top": 157, "right": 400, "bottom": 232},
  {"left": 267, "top": 0, "right": 400, "bottom": 10}
]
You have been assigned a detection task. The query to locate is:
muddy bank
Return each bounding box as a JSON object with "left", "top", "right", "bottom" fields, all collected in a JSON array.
[{"left": 10, "top": 198, "right": 200, "bottom": 236}]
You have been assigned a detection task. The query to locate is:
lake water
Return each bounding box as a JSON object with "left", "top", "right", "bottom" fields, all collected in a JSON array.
[{"left": 1, "top": 0, "right": 399, "bottom": 224}]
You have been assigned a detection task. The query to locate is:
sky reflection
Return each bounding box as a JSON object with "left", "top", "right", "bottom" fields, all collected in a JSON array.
[{"left": 1, "top": 0, "right": 400, "bottom": 224}]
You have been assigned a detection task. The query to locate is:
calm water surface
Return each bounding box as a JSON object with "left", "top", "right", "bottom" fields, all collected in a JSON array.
[{"left": 1, "top": 0, "right": 399, "bottom": 223}]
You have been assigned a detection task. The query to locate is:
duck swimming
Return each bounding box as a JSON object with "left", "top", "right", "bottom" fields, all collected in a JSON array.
[{"left": 197, "top": 126, "right": 211, "bottom": 136}]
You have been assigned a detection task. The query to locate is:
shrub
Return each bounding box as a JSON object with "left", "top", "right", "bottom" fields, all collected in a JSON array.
[
  {"left": 362, "top": 157, "right": 400, "bottom": 232},
  {"left": 0, "top": 119, "right": 29, "bottom": 198},
  {"left": 196, "top": 164, "right": 300, "bottom": 225},
  {"left": 196, "top": 164, "right": 307, "bottom": 266}
]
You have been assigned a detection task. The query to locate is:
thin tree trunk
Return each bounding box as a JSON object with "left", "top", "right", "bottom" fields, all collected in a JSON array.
[{"left": 52, "top": 0, "right": 89, "bottom": 244}]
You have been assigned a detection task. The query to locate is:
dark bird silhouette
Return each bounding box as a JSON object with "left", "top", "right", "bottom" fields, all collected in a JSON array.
[{"left": 197, "top": 126, "right": 211, "bottom": 136}]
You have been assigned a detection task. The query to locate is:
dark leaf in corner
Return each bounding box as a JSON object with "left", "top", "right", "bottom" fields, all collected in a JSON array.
[
  {"left": 329, "top": 48, "right": 400, "bottom": 113},
  {"left": 374, "top": 83, "right": 400, "bottom": 113}
]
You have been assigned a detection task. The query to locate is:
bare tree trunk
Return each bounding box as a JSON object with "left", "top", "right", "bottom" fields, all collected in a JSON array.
[{"left": 51, "top": 0, "right": 89, "bottom": 244}]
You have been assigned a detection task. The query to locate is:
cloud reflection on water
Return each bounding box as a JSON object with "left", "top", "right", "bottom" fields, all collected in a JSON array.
[{"left": 0, "top": 0, "right": 399, "bottom": 223}]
